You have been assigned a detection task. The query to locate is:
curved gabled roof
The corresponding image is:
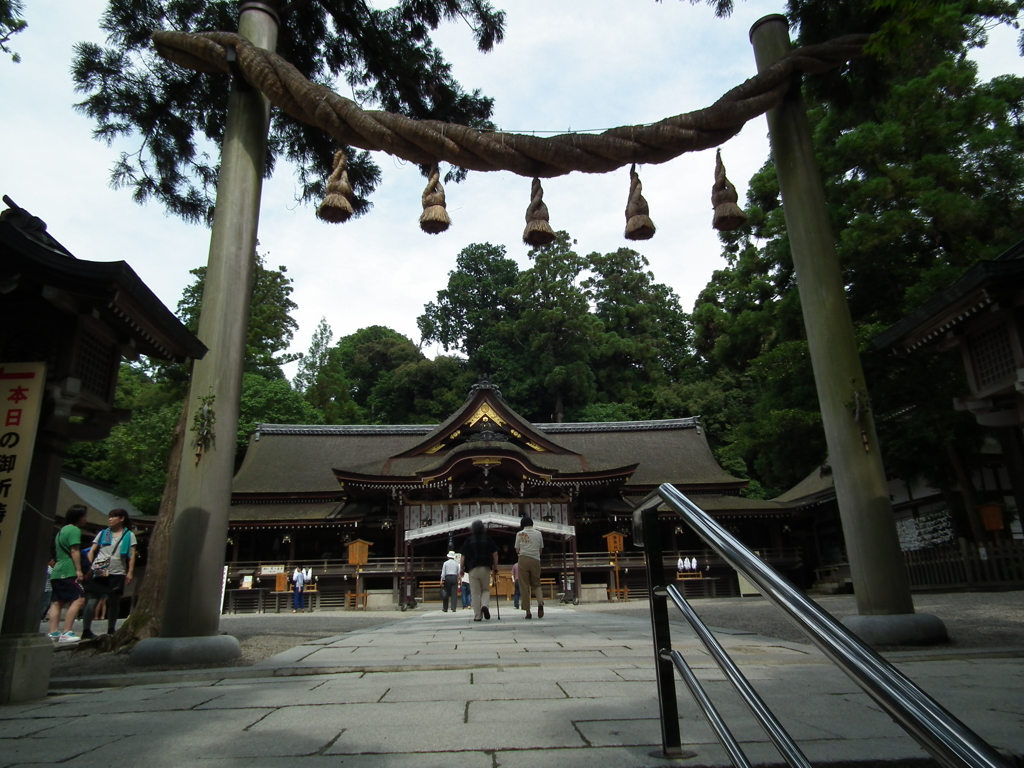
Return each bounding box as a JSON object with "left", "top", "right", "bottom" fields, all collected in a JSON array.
[
  {"left": 234, "top": 417, "right": 745, "bottom": 495},
  {"left": 0, "top": 200, "right": 206, "bottom": 363}
]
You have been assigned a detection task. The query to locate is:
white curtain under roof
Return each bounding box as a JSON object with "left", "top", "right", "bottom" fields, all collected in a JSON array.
[{"left": 404, "top": 513, "right": 574, "bottom": 543}]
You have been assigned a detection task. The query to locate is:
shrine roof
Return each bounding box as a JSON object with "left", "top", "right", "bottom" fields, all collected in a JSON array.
[
  {"left": 772, "top": 466, "right": 835, "bottom": 507},
  {"left": 228, "top": 500, "right": 342, "bottom": 522},
  {"left": 235, "top": 413, "right": 744, "bottom": 494},
  {"left": 873, "top": 237, "right": 1024, "bottom": 354},
  {"left": 0, "top": 198, "right": 206, "bottom": 363}
]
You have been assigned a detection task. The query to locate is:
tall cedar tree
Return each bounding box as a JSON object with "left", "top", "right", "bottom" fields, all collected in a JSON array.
[
  {"left": 688, "top": 0, "right": 1024, "bottom": 499},
  {"left": 71, "top": 0, "right": 505, "bottom": 224}
]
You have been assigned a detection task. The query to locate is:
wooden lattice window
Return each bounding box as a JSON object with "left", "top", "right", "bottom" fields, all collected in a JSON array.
[
  {"left": 74, "top": 329, "right": 118, "bottom": 402},
  {"left": 970, "top": 322, "right": 1016, "bottom": 389}
]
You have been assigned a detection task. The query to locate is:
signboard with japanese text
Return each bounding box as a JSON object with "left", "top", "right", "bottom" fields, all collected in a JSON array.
[{"left": 0, "top": 363, "right": 46, "bottom": 627}]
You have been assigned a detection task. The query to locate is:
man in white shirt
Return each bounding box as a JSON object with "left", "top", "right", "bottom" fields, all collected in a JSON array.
[
  {"left": 440, "top": 551, "right": 460, "bottom": 612},
  {"left": 292, "top": 566, "right": 308, "bottom": 612},
  {"left": 514, "top": 516, "right": 544, "bottom": 619}
]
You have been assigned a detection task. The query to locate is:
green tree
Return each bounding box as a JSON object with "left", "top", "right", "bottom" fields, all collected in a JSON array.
[
  {"left": 369, "top": 355, "right": 475, "bottom": 424},
  {"left": 418, "top": 242, "right": 521, "bottom": 367},
  {"left": 293, "top": 316, "right": 333, "bottom": 396},
  {"left": 65, "top": 363, "right": 183, "bottom": 514},
  {"left": 334, "top": 326, "right": 425, "bottom": 412},
  {"left": 501, "top": 232, "right": 602, "bottom": 422},
  {"left": 688, "top": 0, "right": 1024, "bottom": 495},
  {"left": 582, "top": 247, "right": 691, "bottom": 409},
  {"left": 0, "top": 0, "right": 26, "bottom": 62},
  {"left": 66, "top": 255, "right": 311, "bottom": 510},
  {"left": 177, "top": 254, "right": 300, "bottom": 379},
  {"left": 71, "top": 0, "right": 505, "bottom": 223},
  {"left": 237, "top": 373, "right": 323, "bottom": 454}
]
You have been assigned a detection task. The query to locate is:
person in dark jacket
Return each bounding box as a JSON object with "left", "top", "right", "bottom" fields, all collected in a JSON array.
[{"left": 458, "top": 520, "right": 499, "bottom": 622}]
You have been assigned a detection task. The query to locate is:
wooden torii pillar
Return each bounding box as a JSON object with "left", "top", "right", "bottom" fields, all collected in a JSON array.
[{"left": 750, "top": 15, "right": 945, "bottom": 644}]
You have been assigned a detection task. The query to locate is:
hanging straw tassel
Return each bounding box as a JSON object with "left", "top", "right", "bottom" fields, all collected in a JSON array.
[
  {"left": 316, "top": 150, "right": 355, "bottom": 223},
  {"left": 624, "top": 164, "right": 655, "bottom": 240},
  {"left": 419, "top": 164, "right": 450, "bottom": 234},
  {"left": 522, "top": 177, "right": 556, "bottom": 246},
  {"left": 711, "top": 149, "right": 748, "bottom": 231}
]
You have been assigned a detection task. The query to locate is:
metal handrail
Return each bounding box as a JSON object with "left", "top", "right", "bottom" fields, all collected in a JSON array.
[
  {"left": 663, "top": 583, "right": 811, "bottom": 768},
  {"left": 636, "top": 483, "right": 1009, "bottom": 768}
]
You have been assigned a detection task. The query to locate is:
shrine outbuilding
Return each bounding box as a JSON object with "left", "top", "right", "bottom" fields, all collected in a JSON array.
[{"left": 228, "top": 382, "right": 800, "bottom": 607}]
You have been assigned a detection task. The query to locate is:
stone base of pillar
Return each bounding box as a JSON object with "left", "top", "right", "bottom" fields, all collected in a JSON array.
[
  {"left": 130, "top": 635, "right": 242, "bottom": 666},
  {"left": 841, "top": 613, "right": 948, "bottom": 646},
  {"left": 0, "top": 633, "right": 54, "bottom": 704}
]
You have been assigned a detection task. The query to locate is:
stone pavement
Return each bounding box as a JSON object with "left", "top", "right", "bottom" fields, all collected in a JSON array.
[{"left": 2, "top": 605, "right": 1022, "bottom": 768}]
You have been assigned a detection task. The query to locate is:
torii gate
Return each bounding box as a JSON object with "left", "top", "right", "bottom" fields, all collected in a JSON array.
[{"left": 135, "top": 2, "right": 943, "bottom": 665}]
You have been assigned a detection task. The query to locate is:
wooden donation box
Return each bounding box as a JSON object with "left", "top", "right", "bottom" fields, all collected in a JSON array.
[{"left": 346, "top": 539, "right": 373, "bottom": 566}]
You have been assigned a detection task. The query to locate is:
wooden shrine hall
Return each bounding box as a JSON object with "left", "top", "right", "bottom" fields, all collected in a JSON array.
[{"left": 228, "top": 381, "right": 800, "bottom": 605}]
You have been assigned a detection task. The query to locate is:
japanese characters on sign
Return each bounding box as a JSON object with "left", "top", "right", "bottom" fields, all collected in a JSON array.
[{"left": 0, "top": 364, "right": 47, "bottom": 626}]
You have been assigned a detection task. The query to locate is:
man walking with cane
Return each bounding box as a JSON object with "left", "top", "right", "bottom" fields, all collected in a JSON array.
[{"left": 515, "top": 516, "right": 544, "bottom": 619}]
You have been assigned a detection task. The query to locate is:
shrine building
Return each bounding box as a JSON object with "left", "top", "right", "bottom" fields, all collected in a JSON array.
[{"left": 228, "top": 381, "right": 800, "bottom": 606}]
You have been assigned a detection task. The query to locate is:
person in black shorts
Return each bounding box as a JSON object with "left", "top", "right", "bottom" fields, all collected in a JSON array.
[{"left": 48, "top": 505, "right": 88, "bottom": 644}]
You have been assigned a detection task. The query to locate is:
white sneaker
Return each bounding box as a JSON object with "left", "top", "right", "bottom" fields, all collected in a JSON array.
[
  {"left": 58, "top": 631, "right": 80, "bottom": 644},
  {"left": 47, "top": 631, "right": 60, "bottom": 642}
]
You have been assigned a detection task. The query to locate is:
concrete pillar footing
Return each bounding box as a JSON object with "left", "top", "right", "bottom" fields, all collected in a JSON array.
[
  {"left": 130, "top": 635, "right": 242, "bottom": 666},
  {"left": 840, "top": 613, "right": 948, "bottom": 646},
  {"left": 0, "top": 633, "right": 54, "bottom": 704}
]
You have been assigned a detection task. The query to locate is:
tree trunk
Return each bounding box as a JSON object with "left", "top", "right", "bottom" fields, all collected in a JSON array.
[{"left": 108, "top": 399, "right": 188, "bottom": 650}]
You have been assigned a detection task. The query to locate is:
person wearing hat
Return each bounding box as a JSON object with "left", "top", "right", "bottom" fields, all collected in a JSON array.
[
  {"left": 440, "top": 550, "right": 460, "bottom": 613},
  {"left": 515, "top": 516, "right": 545, "bottom": 619}
]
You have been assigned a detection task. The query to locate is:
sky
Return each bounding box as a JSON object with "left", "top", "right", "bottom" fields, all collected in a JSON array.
[{"left": 2, "top": 1, "right": 1023, "bottom": 380}]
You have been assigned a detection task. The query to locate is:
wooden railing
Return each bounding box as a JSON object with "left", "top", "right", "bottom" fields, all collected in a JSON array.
[
  {"left": 223, "top": 547, "right": 803, "bottom": 586},
  {"left": 903, "top": 538, "right": 1024, "bottom": 590}
]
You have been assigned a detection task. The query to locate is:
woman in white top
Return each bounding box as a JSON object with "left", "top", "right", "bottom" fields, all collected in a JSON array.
[{"left": 82, "top": 509, "right": 137, "bottom": 638}]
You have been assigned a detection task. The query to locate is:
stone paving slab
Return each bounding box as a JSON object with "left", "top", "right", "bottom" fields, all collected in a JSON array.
[{"left": 3, "top": 606, "right": 1023, "bottom": 768}]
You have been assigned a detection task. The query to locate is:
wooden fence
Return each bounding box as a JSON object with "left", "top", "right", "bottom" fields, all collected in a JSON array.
[{"left": 903, "top": 538, "right": 1024, "bottom": 590}]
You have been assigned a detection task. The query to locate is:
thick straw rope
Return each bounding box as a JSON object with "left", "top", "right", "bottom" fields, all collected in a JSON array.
[{"left": 152, "top": 30, "right": 868, "bottom": 178}]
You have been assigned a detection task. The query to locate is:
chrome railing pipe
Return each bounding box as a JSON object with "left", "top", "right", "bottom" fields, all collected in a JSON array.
[
  {"left": 664, "top": 584, "right": 813, "bottom": 768},
  {"left": 664, "top": 648, "right": 752, "bottom": 768},
  {"left": 648, "top": 483, "right": 1009, "bottom": 768}
]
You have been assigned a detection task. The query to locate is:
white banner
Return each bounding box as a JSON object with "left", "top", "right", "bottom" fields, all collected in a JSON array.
[{"left": 0, "top": 363, "right": 47, "bottom": 627}]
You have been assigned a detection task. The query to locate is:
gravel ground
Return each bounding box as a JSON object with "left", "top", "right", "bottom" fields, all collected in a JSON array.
[
  {"left": 576, "top": 590, "right": 1024, "bottom": 650},
  {"left": 46, "top": 590, "right": 1023, "bottom": 679}
]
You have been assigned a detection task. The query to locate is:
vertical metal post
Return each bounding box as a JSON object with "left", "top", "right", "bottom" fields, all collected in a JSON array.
[
  {"left": 642, "top": 507, "right": 683, "bottom": 756},
  {"left": 749, "top": 16, "right": 940, "bottom": 639},
  {"left": 571, "top": 535, "right": 581, "bottom": 603},
  {"left": 160, "top": 2, "right": 279, "bottom": 641}
]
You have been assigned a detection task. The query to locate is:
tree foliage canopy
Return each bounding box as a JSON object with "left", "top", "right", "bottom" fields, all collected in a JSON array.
[
  {"left": 71, "top": 0, "right": 505, "bottom": 224},
  {"left": 177, "top": 253, "right": 301, "bottom": 379},
  {"left": 685, "top": 0, "right": 1024, "bottom": 495},
  {"left": 0, "top": 0, "right": 26, "bottom": 62}
]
